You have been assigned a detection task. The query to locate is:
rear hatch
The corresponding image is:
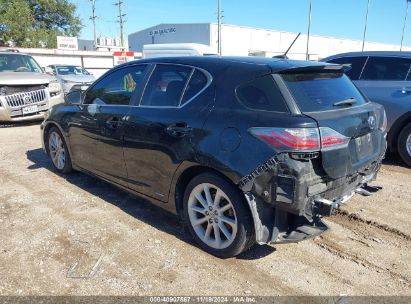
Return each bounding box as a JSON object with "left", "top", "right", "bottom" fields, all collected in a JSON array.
[{"left": 279, "top": 68, "right": 386, "bottom": 179}]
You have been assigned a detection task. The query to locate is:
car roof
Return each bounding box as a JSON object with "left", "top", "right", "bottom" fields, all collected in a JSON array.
[
  {"left": 323, "top": 51, "right": 411, "bottom": 61},
  {"left": 0, "top": 51, "right": 31, "bottom": 56},
  {"left": 121, "top": 56, "right": 334, "bottom": 74}
]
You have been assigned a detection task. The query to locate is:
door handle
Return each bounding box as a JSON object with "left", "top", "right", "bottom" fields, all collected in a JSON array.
[{"left": 166, "top": 123, "right": 192, "bottom": 137}]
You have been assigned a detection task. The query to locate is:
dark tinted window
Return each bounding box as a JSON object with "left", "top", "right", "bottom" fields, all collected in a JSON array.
[
  {"left": 361, "top": 56, "right": 411, "bottom": 81},
  {"left": 327, "top": 56, "right": 367, "bottom": 80},
  {"left": 141, "top": 64, "right": 192, "bottom": 107},
  {"left": 181, "top": 69, "right": 208, "bottom": 104},
  {"left": 282, "top": 73, "right": 366, "bottom": 112},
  {"left": 236, "top": 75, "right": 288, "bottom": 112},
  {"left": 84, "top": 65, "right": 147, "bottom": 105}
]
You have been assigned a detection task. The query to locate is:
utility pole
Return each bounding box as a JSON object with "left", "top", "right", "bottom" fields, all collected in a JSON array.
[
  {"left": 217, "top": 0, "right": 222, "bottom": 55},
  {"left": 114, "top": 0, "right": 126, "bottom": 50},
  {"left": 400, "top": 0, "right": 411, "bottom": 51},
  {"left": 90, "top": 0, "right": 97, "bottom": 49},
  {"left": 362, "top": 0, "right": 371, "bottom": 52},
  {"left": 306, "top": 0, "right": 312, "bottom": 60}
]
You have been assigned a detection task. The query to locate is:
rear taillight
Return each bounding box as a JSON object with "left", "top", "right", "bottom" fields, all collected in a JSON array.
[
  {"left": 249, "top": 128, "right": 320, "bottom": 152},
  {"left": 319, "top": 127, "right": 350, "bottom": 151},
  {"left": 250, "top": 127, "right": 350, "bottom": 152}
]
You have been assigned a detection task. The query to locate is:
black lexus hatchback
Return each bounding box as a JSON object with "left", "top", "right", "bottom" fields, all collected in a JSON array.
[{"left": 41, "top": 56, "right": 386, "bottom": 258}]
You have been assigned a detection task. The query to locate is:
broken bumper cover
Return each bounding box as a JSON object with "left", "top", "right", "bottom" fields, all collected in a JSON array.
[
  {"left": 241, "top": 153, "right": 384, "bottom": 245},
  {"left": 244, "top": 192, "right": 330, "bottom": 244}
]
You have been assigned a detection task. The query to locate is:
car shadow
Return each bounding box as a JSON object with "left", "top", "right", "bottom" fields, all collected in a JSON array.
[
  {"left": 0, "top": 121, "right": 42, "bottom": 128},
  {"left": 383, "top": 152, "right": 408, "bottom": 168},
  {"left": 26, "top": 148, "right": 275, "bottom": 260}
]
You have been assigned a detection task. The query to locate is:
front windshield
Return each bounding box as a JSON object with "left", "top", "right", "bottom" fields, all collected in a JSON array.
[
  {"left": 56, "top": 66, "right": 91, "bottom": 76},
  {"left": 0, "top": 54, "right": 43, "bottom": 73}
]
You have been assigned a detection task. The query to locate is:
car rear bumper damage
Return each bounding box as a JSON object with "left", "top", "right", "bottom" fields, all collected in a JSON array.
[{"left": 239, "top": 152, "right": 384, "bottom": 245}]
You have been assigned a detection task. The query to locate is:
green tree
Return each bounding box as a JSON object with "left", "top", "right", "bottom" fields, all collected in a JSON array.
[{"left": 0, "top": 0, "right": 82, "bottom": 48}]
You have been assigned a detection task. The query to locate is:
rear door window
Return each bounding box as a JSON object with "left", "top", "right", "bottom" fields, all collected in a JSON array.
[
  {"left": 141, "top": 64, "right": 192, "bottom": 107},
  {"left": 281, "top": 72, "right": 367, "bottom": 112},
  {"left": 236, "top": 75, "right": 289, "bottom": 112},
  {"left": 327, "top": 56, "right": 367, "bottom": 80},
  {"left": 360, "top": 56, "right": 411, "bottom": 81}
]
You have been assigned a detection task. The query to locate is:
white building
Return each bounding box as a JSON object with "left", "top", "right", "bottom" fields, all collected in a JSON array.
[{"left": 128, "top": 23, "right": 411, "bottom": 60}]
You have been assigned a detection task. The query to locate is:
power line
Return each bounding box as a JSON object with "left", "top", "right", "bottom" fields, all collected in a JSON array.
[
  {"left": 306, "top": 0, "right": 312, "bottom": 60},
  {"left": 89, "top": 0, "right": 97, "bottom": 48},
  {"left": 217, "top": 0, "right": 222, "bottom": 55},
  {"left": 400, "top": 0, "right": 411, "bottom": 51},
  {"left": 362, "top": 0, "right": 371, "bottom": 52},
  {"left": 114, "top": 0, "right": 127, "bottom": 50}
]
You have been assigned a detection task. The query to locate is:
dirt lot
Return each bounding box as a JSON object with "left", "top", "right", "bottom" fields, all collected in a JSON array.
[{"left": 0, "top": 123, "right": 410, "bottom": 296}]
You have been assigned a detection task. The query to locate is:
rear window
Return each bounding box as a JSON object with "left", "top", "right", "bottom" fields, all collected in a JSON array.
[
  {"left": 141, "top": 64, "right": 192, "bottom": 107},
  {"left": 281, "top": 73, "right": 367, "bottom": 112},
  {"left": 236, "top": 75, "right": 289, "bottom": 112}
]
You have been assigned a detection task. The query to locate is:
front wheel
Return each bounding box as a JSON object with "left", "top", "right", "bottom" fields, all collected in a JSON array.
[
  {"left": 47, "top": 127, "right": 73, "bottom": 173},
  {"left": 183, "top": 173, "right": 254, "bottom": 258},
  {"left": 398, "top": 122, "right": 411, "bottom": 167}
]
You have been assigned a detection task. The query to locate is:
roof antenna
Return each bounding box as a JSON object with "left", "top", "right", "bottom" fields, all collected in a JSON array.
[{"left": 273, "top": 32, "right": 301, "bottom": 59}]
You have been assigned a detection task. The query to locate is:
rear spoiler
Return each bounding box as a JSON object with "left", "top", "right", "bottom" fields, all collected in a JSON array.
[{"left": 278, "top": 64, "right": 351, "bottom": 74}]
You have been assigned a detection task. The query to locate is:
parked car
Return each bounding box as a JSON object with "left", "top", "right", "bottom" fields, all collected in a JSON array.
[
  {"left": 0, "top": 50, "right": 64, "bottom": 122},
  {"left": 322, "top": 51, "right": 411, "bottom": 166},
  {"left": 41, "top": 56, "right": 386, "bottom": 258},
  {"left": 46, "top": 64, "right": 96, "bottom": 94}
]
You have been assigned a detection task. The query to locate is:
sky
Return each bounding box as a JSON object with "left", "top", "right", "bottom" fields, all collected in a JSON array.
[{"left": 73, "top": 0, "right": 411, "bottom": 46}]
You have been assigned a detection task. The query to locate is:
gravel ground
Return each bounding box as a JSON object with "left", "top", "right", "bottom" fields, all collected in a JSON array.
[{"left": 0, "top": 123, "right": 410, "bottom": 296}]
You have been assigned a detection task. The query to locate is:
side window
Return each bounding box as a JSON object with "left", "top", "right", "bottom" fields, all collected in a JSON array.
[
  {"left": 141, "top": 64, "right": 192, "bottom": 107},
  {"left": 327, "top": 57, "right": 367, "bottom": 80},
  {"left": 236, "top": 75, "right": 289, "bottom": 112},
  {"left": 84, "top": 65, "right": 147, "bottom": 105},
  {"left": 361, "top": 57, "right": 411, "bottom": 81},
  {"left": 181, "top": 69, "right": 208, "bottom": 104}
]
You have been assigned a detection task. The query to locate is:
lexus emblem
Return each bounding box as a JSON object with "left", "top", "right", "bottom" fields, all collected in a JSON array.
[
  {"left": 368, "top": 115, "right": 376, "bottom": 130},
  {"left": 23, "top": 95, "right": 32, "bottom": 105}
]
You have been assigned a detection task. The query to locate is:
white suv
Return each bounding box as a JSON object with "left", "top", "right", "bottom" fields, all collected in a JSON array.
[{"left": 0, "top": 50, "right": 64, "bottom": 122}]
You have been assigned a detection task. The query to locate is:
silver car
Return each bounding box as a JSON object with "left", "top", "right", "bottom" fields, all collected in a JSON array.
[
  {"left": 46, "top": 64, "right": 96, "bottom": 94},
  {"left": 322, "top": 51, "right": 411, "bottom": 167},
  {"left": 0, "top": 50, "right": 64, "bottom": 122}
]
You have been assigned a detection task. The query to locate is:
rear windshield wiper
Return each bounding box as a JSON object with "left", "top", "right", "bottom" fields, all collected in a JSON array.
[{"left": 333, "top": 98, "right": 357, "bottom": 107}]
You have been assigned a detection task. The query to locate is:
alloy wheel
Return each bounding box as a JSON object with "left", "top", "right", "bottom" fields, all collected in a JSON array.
[
  {"left": 187, "top": 183, "right": 238, "bottom": 250},
  {"left": 49, "top": 131, "right": 66, "bottom": 170},
  {"left": 406, "top": 133, "right": 411, "bottom": 157}
]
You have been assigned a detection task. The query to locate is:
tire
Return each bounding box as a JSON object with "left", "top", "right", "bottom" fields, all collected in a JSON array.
[
  {"left": 398, "top": 122, "right": 411, "bottom": 167},
  {"left": 183, "top": 172, "right": 254, "bottom": 258},
  {"left": 46, "top": 126, "right": 73, "bottom": 173}
]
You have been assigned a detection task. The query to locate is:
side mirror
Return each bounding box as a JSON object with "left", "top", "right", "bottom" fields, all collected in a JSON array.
[
  {"left": 65, "top": 90, "right": 82, "bottom": 105},
  {"left": 44, "top": 66, "right": 54, "bottom": 75}
]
